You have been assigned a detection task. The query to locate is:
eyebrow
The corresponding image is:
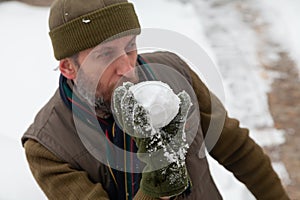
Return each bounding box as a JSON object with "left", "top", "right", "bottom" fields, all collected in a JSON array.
[
  {"left": 126, "top": 36, "right": 137, "bottom": 46},
  {"left": 97, "top": 46, "right": 114, "bottom": 52}
]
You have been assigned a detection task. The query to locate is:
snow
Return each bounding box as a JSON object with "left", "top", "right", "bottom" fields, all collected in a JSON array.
[
  {"left": 0, "top": 2, "right": 57, "bottom": 199},
  {"left": 0, "top": 0, "right": 296, "bottom": 199},
  {"left": 259, "top": 0, "right": 300, "bottom": 75},
  {"left": 272, "top": 162, "right": 292, "bottom": 186},
  {"left": 129, "top": 81, "right": 180, "bottom": 128}
]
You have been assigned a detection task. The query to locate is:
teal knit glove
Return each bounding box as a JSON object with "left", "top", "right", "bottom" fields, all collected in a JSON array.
[{"left": 113, "top": 82, "right": 192, "bottom": 198}]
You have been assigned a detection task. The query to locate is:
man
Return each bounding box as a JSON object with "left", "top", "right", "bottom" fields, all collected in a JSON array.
[{"left": 21, "top": 0, "right": 290, "bottom": 199}]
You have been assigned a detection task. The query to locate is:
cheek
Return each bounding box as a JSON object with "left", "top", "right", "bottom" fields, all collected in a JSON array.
[
  {"left": 97, "top": 53, "right": 138, "bottom": 90},
  {"left": 95, "top": 78, "right": 115, "bottom": 101},
  {"left": 96, "top": 68, "right": 115, "bottom": 92},
  {"left": 101, "top": 67, "right": 115, "bottom": 83},
  {"left": 130, "top": 52, "right": 138, "bottom": 64}
]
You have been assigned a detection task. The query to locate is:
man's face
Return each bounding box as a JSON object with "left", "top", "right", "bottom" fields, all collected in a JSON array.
[{"left": 72, "top": 35, "right": 138, "bottom": 111}]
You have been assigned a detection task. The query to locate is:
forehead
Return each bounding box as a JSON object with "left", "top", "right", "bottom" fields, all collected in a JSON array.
[
  {"left": 79, "top": 35, "right": 136, "bottom": 56},
  {"left": 76, "top": 35, "right": 137, "bottom": 64}
]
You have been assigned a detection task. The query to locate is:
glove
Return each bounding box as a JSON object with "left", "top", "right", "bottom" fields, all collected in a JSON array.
[{"left": 113, "top": 82, "right": 192, "bottom": 198}]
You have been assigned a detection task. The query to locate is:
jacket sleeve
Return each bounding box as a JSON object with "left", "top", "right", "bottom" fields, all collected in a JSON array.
[
  {"left": 189, "top": 69, "right": 290, "bottom": 200},
  {"left": 25, "top": 139, "right": 160, "bottom": 200},
  {"left": 24, "top": 139, "right": 110, "bottom": 200}
]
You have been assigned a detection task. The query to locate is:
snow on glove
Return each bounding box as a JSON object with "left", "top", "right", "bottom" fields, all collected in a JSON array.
[{"left": 113, "top": 82, "right": 192, "bottom": 198}]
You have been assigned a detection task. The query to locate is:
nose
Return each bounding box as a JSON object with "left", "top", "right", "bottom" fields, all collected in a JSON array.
[{"left": 115, "top": 53, "right": 134, "bottom": 76}]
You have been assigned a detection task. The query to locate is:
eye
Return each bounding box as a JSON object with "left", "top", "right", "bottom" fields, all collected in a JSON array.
[{"left": 94, "top": 51, "right": 113, "bottom": 59}]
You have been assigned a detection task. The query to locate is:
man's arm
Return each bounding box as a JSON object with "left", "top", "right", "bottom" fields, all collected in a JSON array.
[
  {"left": 25, "top": 139, "right": 161, "bottom": 200},
  {"left": 189, "top": 69, "right": 290, "bottom": 200},
  {"left": 24, "top": 139, "right": 110, "bottom": 200}
]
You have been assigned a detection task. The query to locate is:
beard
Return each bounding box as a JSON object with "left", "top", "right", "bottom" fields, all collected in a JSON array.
[{"left": 74, "top": 71, "right": 112, "bottom": 118}]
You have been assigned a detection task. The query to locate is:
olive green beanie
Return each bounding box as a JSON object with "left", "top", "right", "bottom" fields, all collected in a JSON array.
[{"left": 49, "top": 0, "right": 141, "bottom": 60}]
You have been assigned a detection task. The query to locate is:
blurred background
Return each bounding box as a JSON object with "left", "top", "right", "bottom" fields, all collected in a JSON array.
[{"left": 0, "top": 0, "right": 299, "bottom": 199}]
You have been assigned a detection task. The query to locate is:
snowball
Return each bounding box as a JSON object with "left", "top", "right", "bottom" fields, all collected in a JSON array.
[{"left": 129, "top": 81, "right": 180, "bottom": 128}]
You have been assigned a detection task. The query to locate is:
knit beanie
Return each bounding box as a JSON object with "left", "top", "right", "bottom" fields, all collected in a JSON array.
[{"left": 49, "top": 0, "right": 141, "bottom": 60}]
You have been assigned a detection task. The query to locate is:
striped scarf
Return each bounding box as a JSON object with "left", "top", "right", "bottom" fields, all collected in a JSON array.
[
  {"left": 59, "top": 75, "right": 140, "bottom": 199},
  {"left": 59, "top": 55, "right": 156, "bottom": 199}
]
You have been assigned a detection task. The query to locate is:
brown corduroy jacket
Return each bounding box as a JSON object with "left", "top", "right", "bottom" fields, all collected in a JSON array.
[{"left": 22, "top": 52, "right": 289, "bottom": 200}]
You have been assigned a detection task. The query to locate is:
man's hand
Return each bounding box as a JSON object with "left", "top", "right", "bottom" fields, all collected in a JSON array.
[{"left": 113, "top": 82, "right": 192, "bottom": 198}]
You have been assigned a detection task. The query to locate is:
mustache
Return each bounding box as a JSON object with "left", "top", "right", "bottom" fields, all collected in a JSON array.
[{"left": 116, "top": 71, "right": 139, "bottom": 87}]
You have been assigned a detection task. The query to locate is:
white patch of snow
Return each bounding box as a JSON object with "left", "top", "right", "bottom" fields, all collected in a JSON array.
[
  {"left": 189, "top": 0, "right": 286, "bottom": 146},
  {"left": 207, "top": 155, "right": 256, "bottom": 200},
  {"left": 0, "top": 2, "right": 57, "bottom": 199},
  {"left": 0, "top": 135, "right": 46, "bottom": 199},
  {"left": 258, "top": 0, "right": 300, "bottom": 76},
  {"left": 251, "top": 128, "right": 286, "bottom": 146},
  {"left": 272, "top": 162, "right": 291, "bottom": 186}
]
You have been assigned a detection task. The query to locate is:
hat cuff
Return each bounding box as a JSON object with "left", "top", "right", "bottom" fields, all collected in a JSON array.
[{"left": 49, "top": 2, "right": 141, "bottom": 60}]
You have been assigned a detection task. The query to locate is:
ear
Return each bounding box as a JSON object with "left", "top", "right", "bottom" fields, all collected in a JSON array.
[{"left": 59, "top": 58, "right": 77, "bottom": 80}]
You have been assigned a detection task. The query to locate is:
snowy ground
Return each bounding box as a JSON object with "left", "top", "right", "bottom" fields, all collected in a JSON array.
[
  {"left": 0, "top": 0, "right": 298, "bottom": 199},
  {"left": 259, "top": 0, "right": 300, "bottom": 75},
  {"left": 0, "top": 2, "right": 56, "bottom": 199}
]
